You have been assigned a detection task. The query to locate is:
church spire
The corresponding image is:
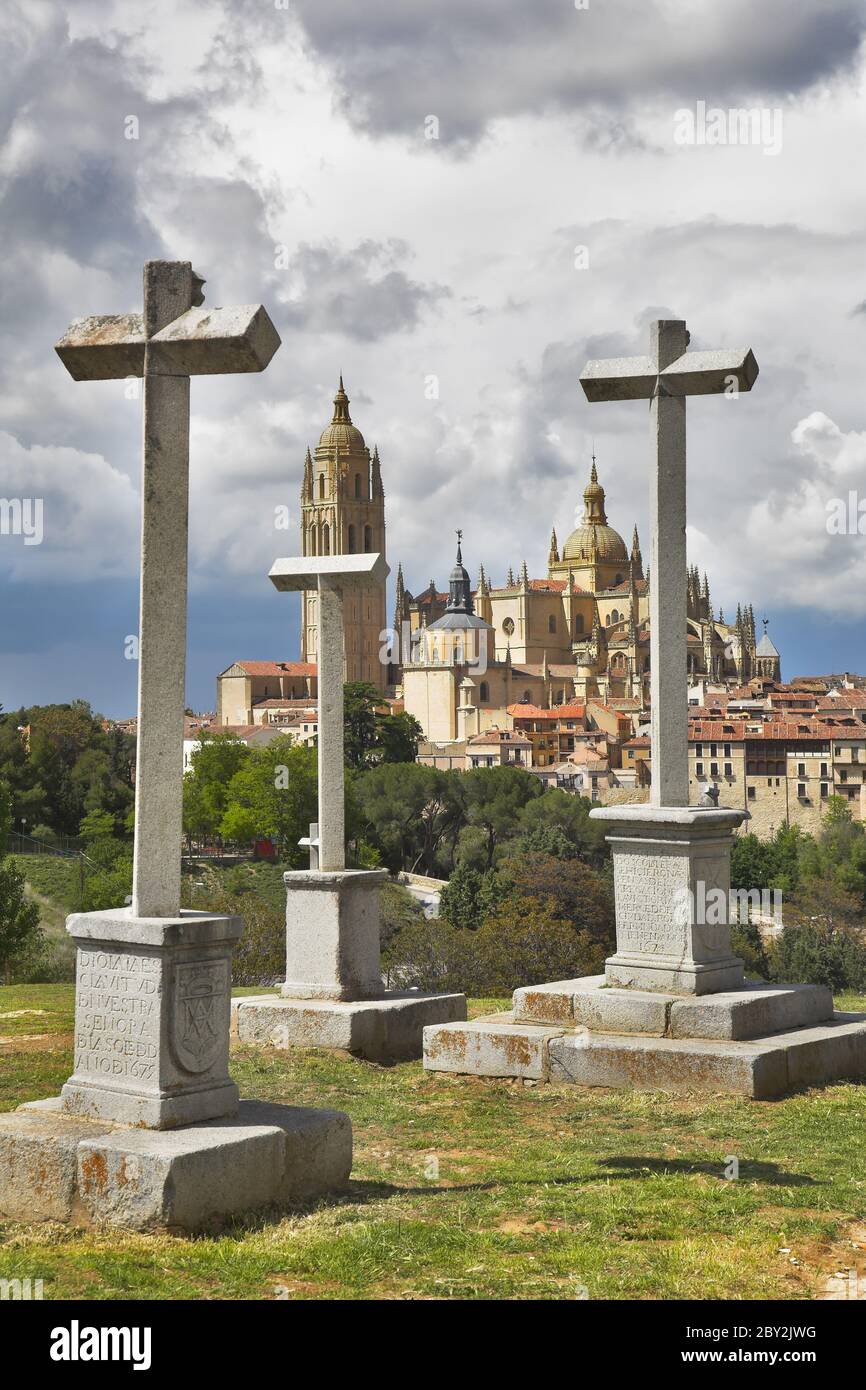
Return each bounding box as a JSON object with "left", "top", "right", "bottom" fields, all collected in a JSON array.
[
  {"left": 302, "top": 446, "right": 313, "bottom": 503},
  {"left": 371, "top": 445, "right": 384, "bottom": 499},
  {"left": 445, "top": 530, "right": 474, "bottom": 614},
  {"left": 331, "top": 374, "right": 351, "bottom": 424},
  {"left": 549, "top": 526, "right": 559, "bottom": 566}
]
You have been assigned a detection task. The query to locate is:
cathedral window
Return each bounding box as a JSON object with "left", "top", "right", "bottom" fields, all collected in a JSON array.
[
  {"left": 611, "top": 609, "right": 620, "bottom": 624},
  {"left": 348, "top": 524, "right": 356, "bottom": 553},
  {"left": 364, "top": 525, "right": 373, "bottom": 552},
  {"left": 503, "top": 616, "right": 515, "bottom": 635},
  {"left": 319, "top": 474, "right": 326, "bottom": 499},
  {"left": 354, "top": 473, "right": 362, "bottom": 498},
  {"left": 322, "top": 523, "right": 330, "bottom": 555}
]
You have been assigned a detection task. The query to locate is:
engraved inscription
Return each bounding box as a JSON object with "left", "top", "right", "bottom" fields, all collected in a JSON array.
[
  {"left": 74, "top": 948, "right": 160, "bottom": 1083},
  {"left": 613, "top": 847, "right": 689, "bottom": 956}
]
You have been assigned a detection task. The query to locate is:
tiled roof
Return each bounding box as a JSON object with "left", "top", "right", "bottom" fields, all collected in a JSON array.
[
  {"left": 468, "top": 729, "right": 532, "bottom": 746},
  {"left": 234, "top": 661, "right": 317, "bottom": 678},
  {"left": 819, "top": 690, "right": 866, "bottom": 709},
  {"left": 253, "top": 698, "right": 318, "bottom": 709},
  {"left": 507, "top": 702, "right": 586, "bottom": 720}
]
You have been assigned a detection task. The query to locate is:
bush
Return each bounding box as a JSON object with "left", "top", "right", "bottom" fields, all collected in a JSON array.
[
  {"left": 80, "top": 859, "right": 133, "bottom": 912},
  {"left": 439, "top": 863, "right": 511, "bottom": 931},
  {"left": 730, "top": 920, "right": 770, "bottom": 980},
  {"left": 769, "top": 924, "right": 866, "bottom": 993}
]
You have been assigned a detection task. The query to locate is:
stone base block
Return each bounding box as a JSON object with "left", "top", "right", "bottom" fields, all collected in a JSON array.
[
  {"left": 513, "top": 976, "right": 834, "bottom": 1041},
  {"left": 0, "top": 1097, "right": 351, "bottom": 1232},
  {"left": 604, "top": 953, "right": 746, "bottom": 996},
  {"left": 422, "top": 1014, "right": 564, "bottom": 1079},
  {"left": 233, "top": 990, "right": 467, "bottom": 1062},
  {"left": 423, "top": 1008, "right": 866, "bottom": 1099}
]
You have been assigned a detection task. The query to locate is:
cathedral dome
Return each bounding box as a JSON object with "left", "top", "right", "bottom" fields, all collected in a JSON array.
[
  {"left": 317, "top": 376, "right": 367, "bottom": 453},
  {"left": 562, "top": 458, "right": 629, "bottom": 563}
]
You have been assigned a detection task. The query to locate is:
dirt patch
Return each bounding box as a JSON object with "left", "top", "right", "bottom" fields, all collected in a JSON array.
[
  {"left": 779, "top": 1219, "right": 866, "bottom": 1299},
  {"left": 0, "top": 1031, "right": 74, "bottom": 1053}
]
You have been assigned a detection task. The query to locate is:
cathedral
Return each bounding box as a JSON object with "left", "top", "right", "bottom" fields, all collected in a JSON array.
[
  {"left": 295, "top": 381, "right": 780, "bottom": 740},
  {"left": 396, "top": 460, "right": 780, "bottom": 743}
]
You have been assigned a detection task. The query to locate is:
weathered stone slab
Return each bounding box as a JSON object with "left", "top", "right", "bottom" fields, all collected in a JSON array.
[
  {"left": 234, "top": 991, "right": 466, "bottom": 1062},
  {"left": 513, "top": 976, "right": 673, "bottom": 1034},
  {"left": 0, "top": 1098, "right": 351, "bottom": 1232},
  {"left": 669, "top": 982, "right": 833, "bottom": 1041},
  {"left": 513, "top": 977, "right": 835, "bottom": 1041},
  {"left": 423, "top": 1014, "right": 564, "bottom": 1080},
  {"left": 548, "top": 1031, "right": 787, "bottom": 1098}
]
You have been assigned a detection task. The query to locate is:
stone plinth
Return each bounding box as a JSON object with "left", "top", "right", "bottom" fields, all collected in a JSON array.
[
  {"left": 423, "top": 987, "right": 866, "bottom": 1099},
  {"left": 237, "top": 867, "right": 467, "bottom": 1061},
  {"left": 0, "top": 1098, "right": 350, "bottom": 1232},
  {"left": 283, "top": 869, "right": 388, "bottom": 1000},
  {"left": 61, "top": 908, "right": 242, "bottom": 1129},
  {"left": 0, "top": 907, "right": 354, "bottom": 1232},
  {"left": 591, "top": 803, "right": 747, "bottom": 995}
]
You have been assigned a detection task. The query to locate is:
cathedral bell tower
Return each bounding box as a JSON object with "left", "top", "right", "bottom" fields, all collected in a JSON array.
[{"left": 300, "top": 378, "right": 388, "bottom": 690}]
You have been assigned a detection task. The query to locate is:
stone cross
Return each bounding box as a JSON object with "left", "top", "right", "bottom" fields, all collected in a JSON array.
[
  {"left": 56, "top": 261, "right": 281, "bottom": 916},
  {"left": 269, "top": 553, "right": 390, "bottom": 871},
  {"left": 580, "top": 321, "right": 758, "bottom": 806}
]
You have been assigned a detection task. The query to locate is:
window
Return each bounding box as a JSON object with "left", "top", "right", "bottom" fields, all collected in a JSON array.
[
  {"left": 696, "top": 762, "right": 703, "bottom": 776},
  {"left": 710, "top": 743, "right": 717, "bottom": 757},
  {"left": 364, "top": 525, "right": 373, "bottom": 552},
  {"left": 820, "top": 762, "right": 828, "bottom": 777},
  {"left": 611, "top": 609, "right": 620, "bottom": 624},
  {"left": 798, "top": 763, "right": 805, "bottom": 777},
  {"left": 574, "top": 614, "right": 584, "bottom": 634},
  {"left": 695, "top": 744, "right": 703, "bottom": 757},
  {"left": 479, "top": 682, "right": 489, "bottom": 702},
  {"left": 605, "top": 614, "right": 611, "bottom": 626},
  {"left": 820, "top": 783, "right": 828, "bottom": 799},
  {"left": 747, "top": 786, "right": 756, "bottom": 800},
  {"left": 347, "top": 524, "right": 356, "bottom": 553},
  {"left": 798, "top": 782, "right": 807, "bottom": 799},
  {"left": 548, "top": 614, "right": 557, "bottom": 633},
  {"left": 503, "top": 617, "right": 515, "bottom": 635},
  {"left": 319, "top": 474, "right": 326, "bottom": 499},
  {"left": 710, "top": 763, "right": 719, "bottom": 777},
  {"left": 322, "top": 522, "right": 330, "bottom": 555},
  {"left": 724, "top": 763, "right": 733, "bottom": 777},
  {"left": 724, "top": 744, "right": 731, "bottom": 757},
  {"left": 354, "top": 473, "right": 362, "bottom": 498}
]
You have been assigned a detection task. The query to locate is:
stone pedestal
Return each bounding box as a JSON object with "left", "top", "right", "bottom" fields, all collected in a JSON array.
[
  {"left": 237, "top": 868, "right": 467, "bottom": 1062},
  {"left": 422, "top": 805, "right": 866, "bottom": 1098},
  {"left": 0, "top": 908, "right": 352, "bottom": 1231},
  {"left": 61, "top": 908, "right": 242, "bottom": 1129},
  {"left": 595, "top": 804, "right": 747, "bottom": 996}
]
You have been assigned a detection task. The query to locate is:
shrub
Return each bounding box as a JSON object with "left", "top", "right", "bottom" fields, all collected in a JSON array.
[{"left": 769, "top": 924, "right": 866, "bottom": 993}]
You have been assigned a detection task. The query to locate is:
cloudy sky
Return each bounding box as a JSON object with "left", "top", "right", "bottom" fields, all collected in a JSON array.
[{"left": 2, "top": 0, "right": 866, "bottom": 717}]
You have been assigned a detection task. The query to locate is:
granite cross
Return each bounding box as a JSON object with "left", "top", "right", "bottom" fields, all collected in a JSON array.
[
  {"left": 269, "top": 553, "right": 390, "bottom": 872},
  {"left": 580, "top": 320, "right": 759, "bottom": 807},
  {"left": 55, "top": 260, "right": 281, "bottom": 917}
]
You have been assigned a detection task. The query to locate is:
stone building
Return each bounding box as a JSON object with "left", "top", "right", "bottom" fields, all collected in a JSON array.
[
  {"left": 299, "top": 378, "right": 387, "bottom": 689},
  {"left": 400, "top": 458, "right": 775, "bottom": 741}
]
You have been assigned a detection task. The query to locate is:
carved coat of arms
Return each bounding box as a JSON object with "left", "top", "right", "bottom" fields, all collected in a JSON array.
[{"left": 171, "top": 960, "right": 227, "bottom": 1074}]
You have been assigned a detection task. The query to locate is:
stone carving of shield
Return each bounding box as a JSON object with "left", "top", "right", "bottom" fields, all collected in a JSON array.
[{"left": 171, "top": 960, "right": 227, "bottom": 1074}]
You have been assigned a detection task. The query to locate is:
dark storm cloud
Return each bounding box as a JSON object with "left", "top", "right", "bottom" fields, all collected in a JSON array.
[
  {"left": 278, "top": 240, "right": 449, "bottom": 340},
  {"left": 289, "top": 0, "right": 866, "bottom": 142}
]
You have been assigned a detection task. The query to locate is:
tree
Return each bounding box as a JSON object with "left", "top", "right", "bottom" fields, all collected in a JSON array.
[
  {"left": 182, "top": 732, "right": 251, "bottom": 845},
  {"left": 221, "top": 739, "right": 317, "bottom": 864},
  {"left": 439, "top": 862, "right": 511, "bottom": 931},
  {"left": 516, "top": 788, "right": 607, "bottom": 865},
  {"left": 463, "top": 764, "right": 543, "bottom": 869},
  {"left": 0, "top": 780, "right": 43, "bottom": 980},
  {"left": 354, "top": 762, "right": 464, "bottom": 873},
  {"left": 343, "top": 682, "right": 382, "bottom": 769},
  {"left": 500, "top": 850, "right": 615, "bottom": 950},
  {"left": 377, "top": 709, "right": 423, "bottom": 764}
]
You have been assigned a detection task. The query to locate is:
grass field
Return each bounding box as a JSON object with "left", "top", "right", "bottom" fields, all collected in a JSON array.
[{"left": 1, "top": 983, "right": 865, "bottom": 1300}]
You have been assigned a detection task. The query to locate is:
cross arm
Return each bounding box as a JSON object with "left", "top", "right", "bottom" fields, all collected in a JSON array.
[
  {"left": 55, "top": 314, "right": 145, "bottom": 381},
  {"left": 579, "top": 355, "right": 658, "bottom": 402},
  {"left": 148, "top": 305, "right": 280, "bottom": 375},
  {"left": 269, "top": 553, "right": 390, "bottom": 593},
  {"left": 659, "top": 347, "right": 758, "bottom": 396},
  {"left": 55, "top": 304, "right": 281, "bottom": 381}
]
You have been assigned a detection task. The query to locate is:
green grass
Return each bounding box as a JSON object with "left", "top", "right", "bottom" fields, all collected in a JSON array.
[{"left": 1, "top": 983, "right": 865, "bottom": 1301}]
